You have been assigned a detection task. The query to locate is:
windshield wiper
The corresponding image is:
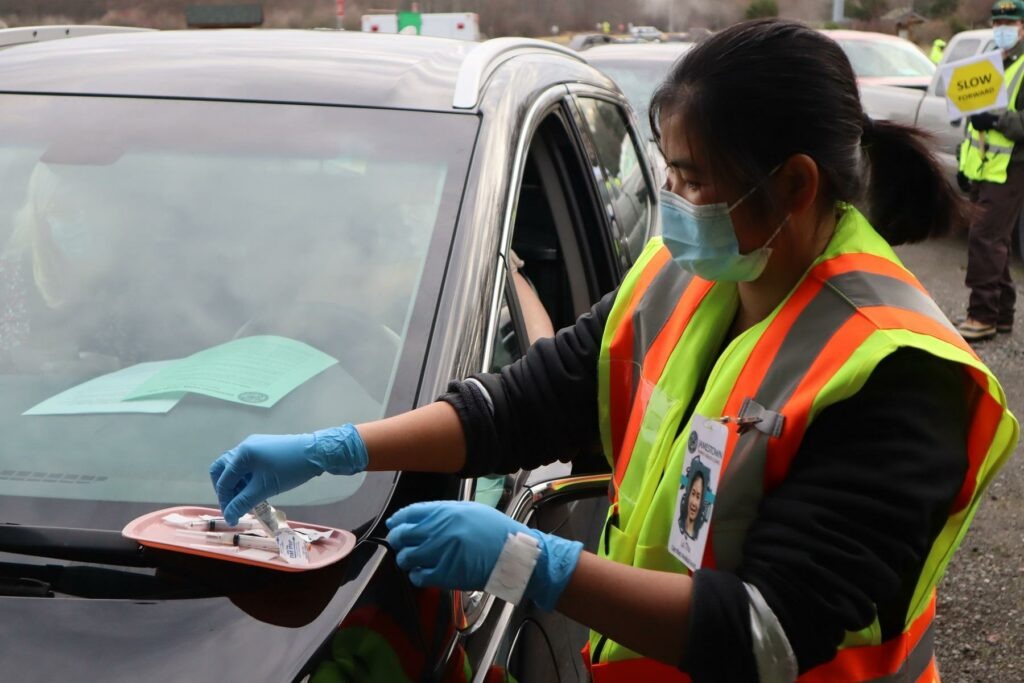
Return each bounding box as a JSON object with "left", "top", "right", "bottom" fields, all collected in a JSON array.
[
  {"left": 0, "top": 523, "right": 152, "bottom": 567},
  {"left": 0, "top": 575, "right": 52, "bottom": 597}
]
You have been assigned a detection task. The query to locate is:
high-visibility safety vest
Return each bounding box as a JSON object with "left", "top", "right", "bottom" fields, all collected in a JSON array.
[
  {"left": 959, "top": 50, "right": 1024, "bottom": 184},
  {"left": 587, "top": 206, "right": 1018, "bottom": 682}
]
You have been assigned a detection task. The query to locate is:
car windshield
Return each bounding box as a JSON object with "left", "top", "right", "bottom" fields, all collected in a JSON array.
[
  {"left": 588, "top": 55, "right": 689, "bottom": 140},
  {"left": 0, "top": 94, "right": 476, "bottom": 530},
  {"left": 839, "top": 38, "right": 936, "bottom": 78}
]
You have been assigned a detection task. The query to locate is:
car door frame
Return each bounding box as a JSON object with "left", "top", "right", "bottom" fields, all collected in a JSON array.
[
  {"left": 459, "top": 86, "right": 657, "bottom": 679},
  {"left": 565, "top": 84, "right": 660, "bottom": 266}
]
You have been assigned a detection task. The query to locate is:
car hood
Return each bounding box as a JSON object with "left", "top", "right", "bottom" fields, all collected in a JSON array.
[
  {"left": 858, "top": 75, "right": 932, "bottom": 90},
  {"left": 0, "top": 544, "right": 384, "bottom": 682}
]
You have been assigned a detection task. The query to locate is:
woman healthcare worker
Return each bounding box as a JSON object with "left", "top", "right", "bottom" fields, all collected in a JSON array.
[{"left": 210, "top": 20, "right": 1018, "bottom": 682}]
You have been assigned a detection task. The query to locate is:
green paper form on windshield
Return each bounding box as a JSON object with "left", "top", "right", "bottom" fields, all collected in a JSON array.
[{"left": 125, "top": 335, "right": 338, "bottom": 408}]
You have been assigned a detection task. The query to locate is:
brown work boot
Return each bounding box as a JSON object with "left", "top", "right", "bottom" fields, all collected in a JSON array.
[{"left": 957, "top": 318, "right": 997, "bottom": 341}]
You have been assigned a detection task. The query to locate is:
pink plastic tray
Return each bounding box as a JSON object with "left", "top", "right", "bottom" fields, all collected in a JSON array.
[{"left": 122, "top": 505, "right": 357, "bottom": 572}]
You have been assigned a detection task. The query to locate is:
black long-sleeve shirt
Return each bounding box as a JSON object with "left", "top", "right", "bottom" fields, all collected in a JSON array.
[{"left": 441, "top": 292, "right": 968, "bottom": 681}]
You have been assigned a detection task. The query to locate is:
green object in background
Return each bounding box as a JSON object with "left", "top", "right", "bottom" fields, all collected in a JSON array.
[
  {"left": 474, "top": 475, "right": 506, "bottom": 508},
  {"left": 397, "top": 11, "right": 422, "bottom": 35}
]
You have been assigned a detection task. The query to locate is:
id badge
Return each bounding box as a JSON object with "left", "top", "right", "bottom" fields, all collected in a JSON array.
[{"left": 668, "top": 414, "right": 725, "bottom": 571}]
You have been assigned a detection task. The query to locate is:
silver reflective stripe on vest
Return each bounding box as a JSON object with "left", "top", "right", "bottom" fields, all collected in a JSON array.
[
  {"left": 628, "top": 259, "right": 693, "bottom": 398},
  {"left": 863, "top": 623, "right": 935, "bottom": 683},
  {"left": 826, "top": 271, "right": 957, "bottom": 335},
  {"left": 711, "top": 269, "right": 952, "bottom": 571},
  {"left": 1009, "top": 57, "right": 1024, "bottom": 105},
  {"left": 967, "top": 134, "right": 1014, "bottom": 156},
  {"left": 745, "top": 582, "right": 799, "bottom": 683}
]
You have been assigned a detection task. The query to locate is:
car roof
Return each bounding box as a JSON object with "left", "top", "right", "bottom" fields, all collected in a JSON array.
[
  {"left": 950, "top": 28, "right": 993, "bottom": 40},
  {"left": 823, "top": 29, "right": 917, "bottom": 45},
  {"left": 582, "top": 42, "right": 694, "bottom": 62},
  {"left": 0, "top": 29, "right": 585, "bottom": 111}
]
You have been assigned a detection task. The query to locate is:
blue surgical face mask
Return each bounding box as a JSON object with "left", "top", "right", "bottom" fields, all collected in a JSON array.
[
  {"left": 994, "top": 25, "right": 1020, "bottom": 50},
  {"left": 659, "top": 171, "right": 787, "bottom": 282}
]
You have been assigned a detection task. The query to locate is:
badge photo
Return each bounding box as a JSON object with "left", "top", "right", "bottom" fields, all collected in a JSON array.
[{"left": 668, "top": 415, "right": 724, "bottom": 571}]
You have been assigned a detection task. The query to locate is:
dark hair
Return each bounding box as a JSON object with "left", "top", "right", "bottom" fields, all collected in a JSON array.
[{"left": 649, "top": 19, "right": 969, "bottom": 245}]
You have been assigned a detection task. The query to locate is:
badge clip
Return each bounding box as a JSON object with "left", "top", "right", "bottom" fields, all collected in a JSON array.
[{"left": 720, "top": 399, "right": 785, "bottom": 437}]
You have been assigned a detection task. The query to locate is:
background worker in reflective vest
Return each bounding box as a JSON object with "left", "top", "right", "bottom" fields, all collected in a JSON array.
[
  {"left": 956, "top": 0, "right": 1024, "bottom": 341},
  {"left": 211, "top": 20, "right": 1018, "bottom": 682}
]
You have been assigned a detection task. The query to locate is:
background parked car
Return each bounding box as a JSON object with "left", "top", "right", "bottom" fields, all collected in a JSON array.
[
  {"left": 858, "top": 29, "right": 994, "bottom": 184},
  {"left": 629, "top": 25, "right": 663, "bottom": 42},
  {"left": 0, "top": 26, "right": 658, "bottom": 682},
  {"left": 566, "top": 31, "right": 622, "bottom": 51},
  {"left": 825, "top": 29, "right": 937, "bottom": 90},
  {"left": 936, "top": 28, "right": 996, "bottom": 67},
  {"left": 583, "top": 41, "right": 695, "bottom": 189}
]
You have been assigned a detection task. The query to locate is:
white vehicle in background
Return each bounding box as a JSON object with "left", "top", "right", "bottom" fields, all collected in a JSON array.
[
  {"left": 360, "top": 12, "right": 480, "bottom": 41},
  {"left": 858, "top": 29, "right": 994, "bottom": 182},
  {"left": 629, "top": 25, "right": 663, "bottom": 42},
  {"left": 936, "top": 28, "right": 997, "bottom": 67},
  {"left": 825, "top": 29, "right": 937, "bottom": 90},
  {"left": 583, "top": 42, "right": 695, "bottom": 188}
]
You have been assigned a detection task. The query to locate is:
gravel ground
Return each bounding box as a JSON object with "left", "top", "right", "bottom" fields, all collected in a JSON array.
[{"left": 895, "top": 235, "right": 1024, "bottom": 683}]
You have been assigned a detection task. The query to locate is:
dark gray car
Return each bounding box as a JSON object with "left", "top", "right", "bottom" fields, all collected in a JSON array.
[{"left": 0, "top": 27, "right": 657, "bottom": 682}]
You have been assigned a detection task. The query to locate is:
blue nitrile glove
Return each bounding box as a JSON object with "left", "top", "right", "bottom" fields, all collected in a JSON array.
[
  {"left": 970, "top": 111, "right": 1000, "bottom": 132},
  {"left": 209, "top": 424, "right": 368, "bottom": 525},
  {"left": 385, "top": 501, "right": 583, "bottom": 611}
]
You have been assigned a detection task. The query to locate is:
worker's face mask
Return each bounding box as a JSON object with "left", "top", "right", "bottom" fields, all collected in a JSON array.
[
  {"left": 994, "top": 24, "right": 1020, "bottom": 50},
  {"left": 659, "top": 167, "right": 787, "bottom": 282}
]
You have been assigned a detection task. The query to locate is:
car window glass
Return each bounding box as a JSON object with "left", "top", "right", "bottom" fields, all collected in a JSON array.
[
  {"left": 471, "top": 284, "right": 524, "bottom": 510},
  {"left": 839, "top": 39, "right": 936, "bottom": 78},
  {"left": 586, "top": 59, "right": 686, "bottom": 142},
  {"left": 0, "top": 94, "right": 475, "bottom": 527},
  {"left": 946, "top": 38, "right": 981, "bottom": 65},
  {"left": 576, "top": 97, "right": 652, "bottom": 265},
  {"left": 488, "top": 285, "right": 524, "bottom": 374}
]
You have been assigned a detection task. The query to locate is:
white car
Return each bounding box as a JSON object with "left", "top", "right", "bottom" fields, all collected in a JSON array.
[
  {"left": 858, "top": 30, "right": 995, "bottom": 184},
  {"left": 629, "top": 25, "right": 663, "bottom": 42}
]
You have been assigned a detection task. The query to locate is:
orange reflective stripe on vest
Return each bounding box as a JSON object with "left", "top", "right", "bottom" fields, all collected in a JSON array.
[
  {"left": 612, "top": 272, "right": 710, "bottom": 495},
  {"left": 800, "top": 593, "right": 937, "bottom": 683},
  {"left": 707, "top": 254, "right": 966, "bottom": 570},
  {"left": 606, "top": 248, "right": 672, "bottom": 463},
  {"left": 581, "top": 640, "right": 691, "bottom": 683}
]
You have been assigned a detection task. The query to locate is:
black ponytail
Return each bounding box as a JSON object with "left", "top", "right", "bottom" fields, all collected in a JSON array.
[
  {"left": 860, "top": 118, "right": 969, "bottom": 244},
  {"left": 649, "top": 18, "right": 969, "bottom": 245}
]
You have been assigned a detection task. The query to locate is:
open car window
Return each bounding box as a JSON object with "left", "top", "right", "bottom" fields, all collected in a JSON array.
[{"left": 0, "top": 94, "right": 476, "bottom": 529}]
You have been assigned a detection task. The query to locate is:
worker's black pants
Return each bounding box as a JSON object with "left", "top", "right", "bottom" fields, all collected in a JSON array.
[{"left": 967, "top": 166, "right": 1024, "bottom": 326}]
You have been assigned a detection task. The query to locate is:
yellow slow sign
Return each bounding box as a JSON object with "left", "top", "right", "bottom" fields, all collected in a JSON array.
[{"left": 949, "top": 58, "right": 1004, "bottom": 113}]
